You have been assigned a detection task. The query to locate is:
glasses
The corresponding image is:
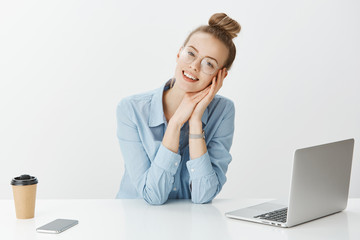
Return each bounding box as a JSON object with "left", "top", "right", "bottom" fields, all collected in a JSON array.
[{"left": 179, "top": 46, "right": 220, "bottom": 75}]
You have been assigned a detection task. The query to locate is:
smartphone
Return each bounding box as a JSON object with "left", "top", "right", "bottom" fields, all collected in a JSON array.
[{"left": 36, "top": 219, "right": 79, "bottom": 234}]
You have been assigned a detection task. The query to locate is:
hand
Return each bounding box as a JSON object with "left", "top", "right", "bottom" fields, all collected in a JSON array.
[
  {"left": 190, "top": 68, "right": 227, "bottom": 123},
  {"left": 170, "top": 86, "right": 211, "bottom": 126}
]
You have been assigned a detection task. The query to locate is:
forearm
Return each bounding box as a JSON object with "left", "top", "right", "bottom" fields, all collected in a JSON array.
[
  {"left": 162, "top": 119, "right": 182, "bottom": 153},
  {"left": 141, "top": 144, "right": 181, "bottom": 204},
  {"left": 189, "top": 119, "right": 207, "bottom": 159},
  {"left": 186, "top": 152, "right": 220, "bottom": 204}
]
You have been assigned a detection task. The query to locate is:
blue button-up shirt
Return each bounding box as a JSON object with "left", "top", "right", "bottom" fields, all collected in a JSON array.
[{"left": 116, "top": 79, "right": 235, "bottom": 205}]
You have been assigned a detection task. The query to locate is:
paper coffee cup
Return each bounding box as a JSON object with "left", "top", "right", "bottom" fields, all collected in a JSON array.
[{"left": 11, "top": 174, "right": 38, "bottom": 219}]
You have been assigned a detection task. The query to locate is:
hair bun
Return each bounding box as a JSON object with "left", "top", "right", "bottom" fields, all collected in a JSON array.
[{"left": 208, "top": 13, "right": 241, "bottom": 39}]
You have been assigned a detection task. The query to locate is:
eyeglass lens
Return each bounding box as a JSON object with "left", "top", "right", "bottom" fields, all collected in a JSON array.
[{"left": 180, "top": 47, "right": 218, "bottom": 75}]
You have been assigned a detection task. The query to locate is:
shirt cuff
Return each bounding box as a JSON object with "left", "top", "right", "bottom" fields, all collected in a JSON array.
[
  {"left": 153, "top": 144, "right": 181, "bottom": 175},
  {"left": 186, "top": 151, "right": 214, "bottom": 180}
]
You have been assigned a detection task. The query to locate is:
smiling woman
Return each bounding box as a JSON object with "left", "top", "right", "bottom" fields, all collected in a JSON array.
[{"left": 115, "top": 13, "right": 241, "bottom": 205}]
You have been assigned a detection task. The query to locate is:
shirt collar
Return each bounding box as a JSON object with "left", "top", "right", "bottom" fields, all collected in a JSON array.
[
  {"left": 148, "top": 81, "right": 168, "bottom": 127},
  {"left": 148, "top": 79, "right": 209, "bottom": 127}
]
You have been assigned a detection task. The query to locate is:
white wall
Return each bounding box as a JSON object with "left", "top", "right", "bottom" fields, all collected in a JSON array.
[{"left": 1, "top": 0, "right": 359, "bottom": 199}]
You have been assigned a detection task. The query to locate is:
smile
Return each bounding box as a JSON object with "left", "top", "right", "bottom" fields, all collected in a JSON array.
[{"left": 182, "top": 71, "right": 199, "bottom": 82}]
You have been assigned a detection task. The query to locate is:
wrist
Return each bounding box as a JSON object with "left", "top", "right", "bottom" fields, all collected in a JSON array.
[
  {"left": 168, "top": 118, "right": 182, "bottom": 131},
  {"left": 189, "top": 119, "right": 202, "bottom": 133},
  {"left": 189, "top": 114, "right": 202, "bottom": 123},
  {"left": 189, "top": 115, "right": 202, "bottom": 124}
]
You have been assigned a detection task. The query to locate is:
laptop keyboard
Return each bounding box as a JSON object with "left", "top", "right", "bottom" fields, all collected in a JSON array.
[{"left": 254, "top": 208, "right": 288, "bottom": 223}]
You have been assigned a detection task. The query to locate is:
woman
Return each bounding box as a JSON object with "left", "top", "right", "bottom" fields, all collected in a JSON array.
[{"left": 116, "top": 13, "right": 241, "bottom": 205}]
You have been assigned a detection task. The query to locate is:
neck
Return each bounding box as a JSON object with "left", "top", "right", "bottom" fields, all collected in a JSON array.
[{"left": 163, "top": 82, "right": 185, "bottom": 122}]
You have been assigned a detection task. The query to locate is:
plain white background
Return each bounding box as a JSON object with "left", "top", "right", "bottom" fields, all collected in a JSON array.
[{"left": 1, "top": 0, "right": 359, "bottom": 200}]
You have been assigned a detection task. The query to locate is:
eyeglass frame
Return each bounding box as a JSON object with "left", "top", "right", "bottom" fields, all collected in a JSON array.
[{"left": 178, "top": 45, "right": 222, "bottom": 75}]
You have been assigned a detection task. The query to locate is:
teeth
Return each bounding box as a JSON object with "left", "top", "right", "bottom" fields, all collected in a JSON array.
[{"left": 184, "top": 71, "right": 197, "bottom": 80}]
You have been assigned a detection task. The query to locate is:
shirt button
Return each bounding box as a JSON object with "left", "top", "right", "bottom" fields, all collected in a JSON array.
[
  {"left": 173, "top": 187, "right": 177, "bottom": 191},
  {"left": 174, "top": 162, "right": 178, "bottom": 166},
  {"left": 191, "top": 168, "right": 194, "bottom": 172}
]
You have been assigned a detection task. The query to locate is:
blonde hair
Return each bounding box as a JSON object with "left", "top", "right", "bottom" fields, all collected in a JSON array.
[{"left": 183, "top": 13, "right": 241, "bottom": 70}]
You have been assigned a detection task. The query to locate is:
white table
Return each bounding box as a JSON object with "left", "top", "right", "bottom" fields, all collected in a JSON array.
[{"left": 1, "top": 199, "right": 360, "bottom": 240}]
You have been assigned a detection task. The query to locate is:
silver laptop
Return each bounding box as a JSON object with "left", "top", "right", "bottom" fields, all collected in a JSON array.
[{"left": 225, "top": 138, "right": 355, "bottom": 227}]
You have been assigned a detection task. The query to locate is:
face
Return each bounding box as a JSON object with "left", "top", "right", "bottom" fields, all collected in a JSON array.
[{"left": 174, "top": 32, "right": 229, "bottom": 93}]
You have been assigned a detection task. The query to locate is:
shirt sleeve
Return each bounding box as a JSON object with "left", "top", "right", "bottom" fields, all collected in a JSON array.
[
  {"left": 116, "top": 99, "right": 181, "bottom": 205},
  {"left": 186, "top": 100, "right": 235, "bottom": 204}
]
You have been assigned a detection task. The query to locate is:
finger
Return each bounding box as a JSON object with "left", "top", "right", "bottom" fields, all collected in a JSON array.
[
  {"left": 213, "top": 69, "right": 224, "bottom": 94},
  {"left": 193, "top": 85, "right": 211, "bottom": 97},
  {"left": 207, "top": 73, "right": 218, "bottom": 97},
  {"left": 220, "top": 68, "right": 226, "bottom": 83},
  {"left": 188, "top": 86, "right": 210, "bottom": 98},
  {"left": 197, "top": 85, "right": 211, "bottom": 99},
  {"left": 215, "top": 69, "right": 223, "bottom": 88},
  {"left": 222, "top": 68, "right": 228, "bottom": 82},
  {"left": 193, "top": 87, "right": 210, "bottom": 102},
  {"left": 220, "top": 68, "right": 226, "bottom": 81}
]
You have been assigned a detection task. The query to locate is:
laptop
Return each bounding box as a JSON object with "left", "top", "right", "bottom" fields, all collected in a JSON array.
[{"left": 225, "top": 138, "right": 355, "bottom": 227}]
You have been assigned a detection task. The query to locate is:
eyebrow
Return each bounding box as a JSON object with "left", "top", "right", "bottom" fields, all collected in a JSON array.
[{"left": 188, "top": 45, "right": 219, "bottom": 64}]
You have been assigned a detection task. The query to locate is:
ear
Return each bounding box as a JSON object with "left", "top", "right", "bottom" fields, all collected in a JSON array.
[{"left": 176, "top": 47, "right": 182, "bottom": 62}]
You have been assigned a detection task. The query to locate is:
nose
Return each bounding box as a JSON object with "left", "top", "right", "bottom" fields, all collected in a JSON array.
[{"left": 189, "top": 58, "right": 201, "bottom": 72}]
